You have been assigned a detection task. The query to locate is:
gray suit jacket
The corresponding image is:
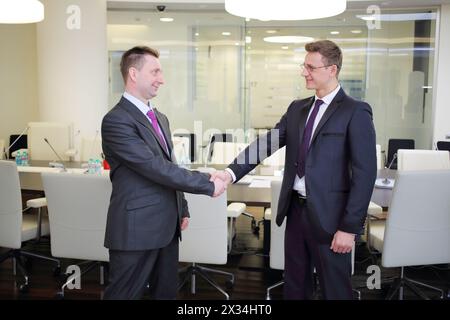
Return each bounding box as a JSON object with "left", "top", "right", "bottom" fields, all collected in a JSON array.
[
  {"left": 101, "top": 97, "right": 214, "bottom": 251},
  {"left": 229, "top": 88, "right": 377, "bottom": 241}
]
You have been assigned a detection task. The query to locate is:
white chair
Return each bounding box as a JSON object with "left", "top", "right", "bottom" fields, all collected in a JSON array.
[
  {"left": 376, "top": 144, "right": 383, "bottom": 170},
  {"left": 381, "top": 170, "right": 450, "bottom": 299},
  {"left": 0, "top": 139, "right": 5, "bottom": 160},
  {"left": 210, "top": 142, "right": 249, "bottom": 165},
  {"left": 41, "top": 172, "right": 111, "bottom": 298},
  {"left": 397, "top": 149, "right": 450, "bottom": 171},
  {"left": 27, "top": 122, "right": 74, "bottom": 161},
  {"left": 266, "top": 179, "right": 284, "bottom": 300},
  {"left": 172, "top": 136, "right": 191, "bottom": 166},
  {"left": 178, "top": 192, "right": 234, "bottom": 299},
  {"left": 0, "top": 161, "right": 60, "bottom": 292},
  {"left": 79, "top": 136, "right": 103, "bottom": 162}
]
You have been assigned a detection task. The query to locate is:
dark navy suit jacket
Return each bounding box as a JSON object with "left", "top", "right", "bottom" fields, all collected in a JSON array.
[
  {"left": 101, "top": 97, "right": 214, "bottom": 251},
  {"left": 229, "top": 88, "right": 377, "bottom": 240}
]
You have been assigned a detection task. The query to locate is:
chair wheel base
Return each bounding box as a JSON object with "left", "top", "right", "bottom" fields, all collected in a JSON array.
[
  {"left": 225, "top": 279, "right": 234, "bottom": 289},
  {"left": 53, "top": 266, "right": 61, "bottom": 277},
  {"left": 19, "top": 284, "right": 29, "bottom": 293},
  {"left": 55, "top": 292, "right": 65, "bottom": 300}
]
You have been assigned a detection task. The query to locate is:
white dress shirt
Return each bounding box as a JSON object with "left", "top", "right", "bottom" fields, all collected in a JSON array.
[
  {"left": 226, "top": 85, "right": 341, "bottom": 197},
  {"left": 123, "top": 92, "right": 167, "bottom": 146}
]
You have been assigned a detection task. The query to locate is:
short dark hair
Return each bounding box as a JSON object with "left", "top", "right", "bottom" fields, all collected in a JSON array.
[
  {"left": 305, "top": 40, "right": 342, "bottom": 76},
  {"left": 120, "top": 46, "right": 160, "bottom": 82}
]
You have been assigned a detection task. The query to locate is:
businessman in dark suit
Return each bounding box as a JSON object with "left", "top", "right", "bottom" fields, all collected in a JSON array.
[
  {"left": 101, "top": 46, "right": 226, "bottom": 300},
  {"left": 212, "top": 40, "right": 377, "bottom": 299}
]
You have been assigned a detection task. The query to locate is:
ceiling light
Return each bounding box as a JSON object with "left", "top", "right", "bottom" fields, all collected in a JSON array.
[
  {"left": 264, "top": 36, "right": 314, "bottom": 44},
  {"left": 281, "top": 46, "right": 289, "bottom": 50},
  {"left": 0, "top": 0, "right": 44, "bottom": 24},
  {"left": 245, "top": 36, "right": 252, "bottom": 43},
  {"left": 330, "top": 31, "right": 340, "bottom": 35},
  {"left": 351, "top": 30, "right": 362, "bottom": 34},
  {"left": 160, "top": 17, "right": 174, "bottom": 22},
  {"left": 222, "top": 32, "right": 231, "bottom": 36},
  {"left": 266, "top": 30, "right": 278, "bottom": 34},
  {"left": 225, "top": 0, "right": 346, "bottom": 21}
]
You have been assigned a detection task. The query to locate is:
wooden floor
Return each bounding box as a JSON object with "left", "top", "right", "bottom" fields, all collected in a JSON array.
[{"left": 0, "top": 206, "right": 449, "bottom": 300}]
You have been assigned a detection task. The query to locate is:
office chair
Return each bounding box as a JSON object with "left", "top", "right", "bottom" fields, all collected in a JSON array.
[
  {"left": 207, "top": 133, "right": 233, "bottom": 162},
  {"left": 174, "top": 133, "right": 196, "bottom": 162},
  {"left": 436, "top": 141, "right": 450, "bottom": 152},
  {"left": 381, "top": 171, "right": 450, "bottom": 300},
  {"left": 178, "top": 192, "right": 234, "bottom": 299},
  {"left": 0, "top": 161, "right": 61, "bottom": 292},
  {"left": 41, "top": 172, "right": 110, "bottom": 299},
  {"left": 386, "top": 139, "right": 415, "bottom": 170},
  {"left": 8, "top": 134, "right": 27, "bottom": 159}
]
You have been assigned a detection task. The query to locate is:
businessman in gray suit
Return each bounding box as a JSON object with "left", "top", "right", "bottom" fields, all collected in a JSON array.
[
  {"left": 212, "top": 40, "right": 377, "bottom": 299},
  {"left": 101, "top": 46, "right": 226, "bottom": 300}
]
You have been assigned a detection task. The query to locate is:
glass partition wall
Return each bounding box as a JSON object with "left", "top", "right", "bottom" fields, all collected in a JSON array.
[{"left": 107, "top": 6, "right": 437, "bottom": 163}]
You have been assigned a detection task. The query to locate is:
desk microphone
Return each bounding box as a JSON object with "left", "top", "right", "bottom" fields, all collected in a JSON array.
[
  {"left": 4, "top": 126, "right": 29, "bottom": 159},
  {"left": 44, "top": 138, "right": 67, "bottom": 172},
  {"left": 374, "top": 153, "right": 396, "bottom": 189}
]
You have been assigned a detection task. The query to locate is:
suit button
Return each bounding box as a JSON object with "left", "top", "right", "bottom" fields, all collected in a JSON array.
[{"left": 294, "top": 162, "right": 298, "bottom": 167}]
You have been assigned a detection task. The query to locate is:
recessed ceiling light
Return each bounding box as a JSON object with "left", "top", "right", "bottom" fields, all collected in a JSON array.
[
  {"left": 245, "top": 36, "right": 252, "bottom": 43},
  {"left": 245, "top": 18, "right": 250, "bottom": 22},
  {"left": 222, "top": 32, "right": 231, "bottom": 36},
  {"left": 351, "top": 30, "right": 362, "bottom": 34},
  {"left": 266, "top": 30, "right": 277, "bottom": 34},
  {"left": 160, "top": 17, "right": 174, "bottom": 22},
  {"left": 195, "top": 32, "right": 199, "bottom": 36},
  {"left": 281, "top": 46, "right": 289, "bottom": 50},
  {"left": 264, "top": 36, "right": 314, "bottom": 44},
  {"left": 235, "top": 42, "right": 240, "bottom": 46},
  {"left": 330, "top": 31, "right": 340, "bottom": 35}
]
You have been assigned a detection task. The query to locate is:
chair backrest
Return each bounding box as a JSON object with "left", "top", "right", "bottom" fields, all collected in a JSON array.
[
  {"left": 207, "top": 133, "right": 233, "bottom": 161},
  {"left": 437, "top": 141, "right": 450, "bottom": 152},
  {"left": 179, "top": 192, "right": 228, "bottom": 264},
  {"left": 0, "top": 161, "right": 23, "bottom": 249},
  {"left": 172, "top": 136, "right": 191, "bottom": 164},
  {"left": 28, "top": 122, "right": 72, "bottom": 161},
  {"left": 173, "top": 133, "right": 196, "bottom": 162},
  {"left": 376, "top": 144, "right": 383, "bottom": 170},
  {"left": 41, "top": 172, "right": 110, "bottom": 261},
  {"left": 387, "top": 139, "right": 415, "bottom": 169},
  {"left": 382, "top": 170, "right": 450, "bottom": 267},
  {"left": 0, "top": 139, "right": 4, "bottom": 160},
  {"left": 269, "top": 179, "right": 285, "bottom": 270},
  {"left": 262, "top": 146, "right": 286, "bottom": 166},
  {"left": 210, "top": 142, "right": 249, "bottom": 165},
  {"left": 80, "top": 136, "right": 103, "bottom": 162},
  {"left": 397, "top": 149, "right": 450, "bottom": 171}
]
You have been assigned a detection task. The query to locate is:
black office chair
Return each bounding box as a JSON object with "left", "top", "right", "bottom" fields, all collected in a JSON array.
[
  {"left": 173, "top": 133, "right": 196, "bottom": 162},
  {"left": 8, "top": 134, "right": 28, "bottom": 159},
  {"left": 437, "top": 141, "right": 450, "bottom": 152},
  {"left": 386, "top": 139, "right": 415, "bottom": 170}
]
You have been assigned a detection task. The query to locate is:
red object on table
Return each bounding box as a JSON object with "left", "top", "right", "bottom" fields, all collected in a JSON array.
[{"left": 103, "top": 159, "right": 110, "bottom": 170}]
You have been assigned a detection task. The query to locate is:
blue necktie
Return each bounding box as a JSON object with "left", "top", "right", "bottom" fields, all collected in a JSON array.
[{"left": 297, "top": 99, "right": 324, "bottom": 178}]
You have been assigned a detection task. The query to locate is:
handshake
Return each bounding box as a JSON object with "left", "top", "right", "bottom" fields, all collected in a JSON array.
[{"left": 210, "top": 170, "right": 233, "bottom": 197}]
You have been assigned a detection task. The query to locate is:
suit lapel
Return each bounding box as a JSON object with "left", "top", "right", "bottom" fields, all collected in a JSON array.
[
  {"left": 119, "top": 97, "right": 171, "bottom": 159},
  {"left": 310, "top": 88, "right": 346, "bottom": 145}
]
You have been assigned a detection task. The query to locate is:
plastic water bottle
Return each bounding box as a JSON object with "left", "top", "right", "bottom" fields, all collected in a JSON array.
[
  {"left": 22, "top": 150, "right": 29, "bottom": 166},
  {"left": 15, "top": 151, "right": 22, "bottom": 166},
  {"left": 95, "top": 159, "right": 102, "bottom": 175},
  {"left": 88, "top": 158, "right": 95, "bottom": 174}
]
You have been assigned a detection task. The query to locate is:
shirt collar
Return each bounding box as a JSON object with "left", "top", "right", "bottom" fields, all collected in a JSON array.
[
  {"left": 314, "top": 84, "right": 341, "bottom": 106},
  {"left": 123, "top": 92, "right": 153, "bottom": 115}
]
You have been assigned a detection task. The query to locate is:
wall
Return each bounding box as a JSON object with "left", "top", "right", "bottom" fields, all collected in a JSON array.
[{"left": 0, "top": 24, "right": 39, "bottom": 150}]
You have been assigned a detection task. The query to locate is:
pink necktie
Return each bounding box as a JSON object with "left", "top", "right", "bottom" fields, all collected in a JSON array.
[{"left": 146, "top": 109, "right": 168, "bottom": 152}]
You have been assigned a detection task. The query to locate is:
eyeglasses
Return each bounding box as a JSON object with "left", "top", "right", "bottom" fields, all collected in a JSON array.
[{"left": 300, "top": 63, "right": 335, "bottom": 73}]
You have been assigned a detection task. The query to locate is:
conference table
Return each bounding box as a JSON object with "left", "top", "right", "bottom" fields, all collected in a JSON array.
[{"left": 17, "top": 160, "right": 395, "bottom": 208}]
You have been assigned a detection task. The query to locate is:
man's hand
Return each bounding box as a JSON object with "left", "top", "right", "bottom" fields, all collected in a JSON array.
[
  {"left": 330, "top": 230, "right": 355, "bottom": 254},
  {"left": 181, "top": 217, "right": 189, "bottom": 231},
  {"left": 210, "top": 170, "right": 233, "bottom": 186},
  {"left": 212, "top": 176, "right": 226, "bottom": 197}
]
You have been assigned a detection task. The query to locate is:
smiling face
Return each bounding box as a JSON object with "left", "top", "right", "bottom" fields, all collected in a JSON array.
[
  {"left": 302, "top": 51, "right": 338, "bottom": 93},
  {"left": 134, "top": 54, "right": 164, "bottom": 101}
]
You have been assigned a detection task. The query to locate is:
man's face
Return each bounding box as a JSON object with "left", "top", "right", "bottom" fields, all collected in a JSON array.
[
  {"left": 135, "top": 54, "right": 164, "bottom": 100},
  {"left": 301, "top": 52, "right": 336, "bottom": 91}
]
